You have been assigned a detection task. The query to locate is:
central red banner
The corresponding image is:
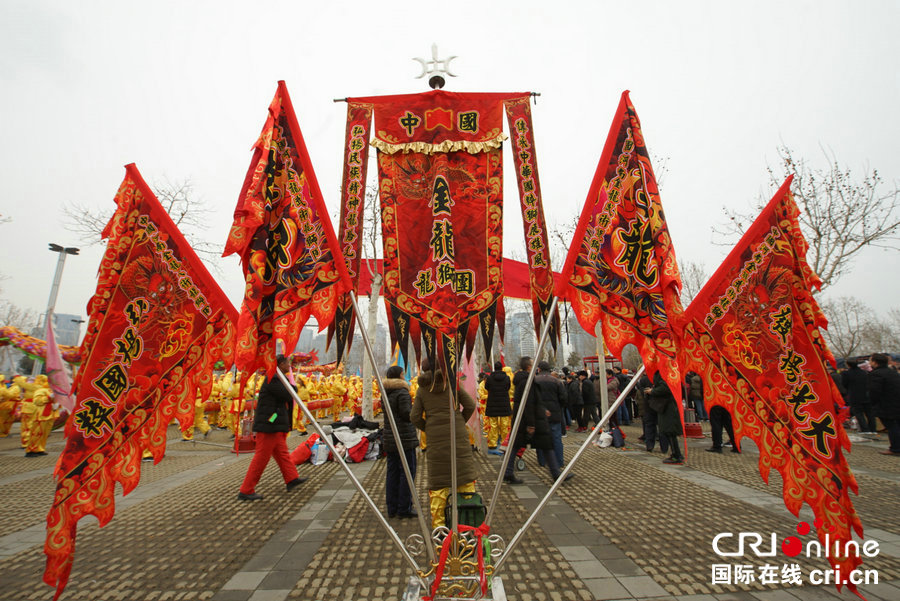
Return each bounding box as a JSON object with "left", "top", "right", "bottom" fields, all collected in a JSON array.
[{"left": 339, "top": 91, "right": 547, "bottom": 378}]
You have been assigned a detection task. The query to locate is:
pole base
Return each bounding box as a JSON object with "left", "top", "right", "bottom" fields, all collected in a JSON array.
[{"left": 401, "top": 575, "right": 506, "bottom": 600}]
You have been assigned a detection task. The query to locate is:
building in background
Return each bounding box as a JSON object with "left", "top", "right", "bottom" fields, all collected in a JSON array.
[{"left": 53, "top": 313, "right": 84, "bottom": 347}]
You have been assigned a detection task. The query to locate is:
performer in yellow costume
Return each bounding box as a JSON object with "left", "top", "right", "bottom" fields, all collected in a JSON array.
[
  {"left": 292, "top": 376, "right": 309, "bottom": 434},
  {"left": 182, "top": 387, "right": 212, "bottom": 441},
  {"left": 204, "top": 375, "right": 223, "bottom": 429},
  {"left": 224, "top": 372, "right": 245, "bottom": 436},
  {"left": 17, "top": 375, "right": 37, "bottom": 449},
  {"left": 329, "top": 375, "right": 348, "bottom": 422},
  {"left": 217, "top": 372, "right": 234, "bottom": 429},
  {"left": 0, "top": 374, "right": 22, "bottom": 437},
  {"left": 346, "top": 375, "right": 361, "bottom": 416},
  {"left": 25, "top": 384, "right": 57, "bottom": 456}
]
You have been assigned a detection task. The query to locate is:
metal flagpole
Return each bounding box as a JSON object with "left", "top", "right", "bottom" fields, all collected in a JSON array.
[
  {"left": 348, "top": 292, "right": 436, "bottom": 562},
  {"left": 448, "top": 382, "right": 459, "bottom": 535},
  {"left": 489, "top": 365, "right": 645, "bottom": 581},
  {"left": 275, "top": 366, "right": 427, "bottom": 586},
  {"left": 483, "top": 296, "right": 558, "bottom": 528},
  {"left": 595, "top": 322, "right": 609, "bottom": 419}
]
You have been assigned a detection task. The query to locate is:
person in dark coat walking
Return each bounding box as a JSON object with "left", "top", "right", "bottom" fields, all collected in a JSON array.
[
  {"left": 237, "top": 355, "right": 306, "bottom": 500},
  {"left": 505, "top": 357, "right": 564, "bottom": 483},
  {"left": 567, "top": 372, "right": 584, "bottom": 430},
  {"left": 843, "top": 360, "right": 876, "bottom": 433},
  {"left": 579, "top": 370, "right": 599, "bottom": 431},
  {"left": 534, "top": 361, "right": 568, "bottom": 471},
  {"left": 483, "top": 361, "right": 512, "bottom": 452},
  {"left": 383, "top": 365, "right": 419, "bottom": 518},
  {"left": 638, "top": 372, "right": 668, "bottom": 453},
  {"left": 646, "top": 371, "right": 683, "bottom": 464},
  {"left": 868, "top": 353, "right": 900, "bottom": 455}
]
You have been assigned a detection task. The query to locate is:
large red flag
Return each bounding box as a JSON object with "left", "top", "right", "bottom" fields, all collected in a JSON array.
[
  {"left": 224, "top": 81, "right": 351, "bottom": 376},
  {"left": 681, "top": 176, "right": 862, "bottom": 593},
  {"left": 43, "top": 164, "right": 238, "bottom": 599},
  {"left": 339, "top": 90, "right": 527, "bottom": 384},
  {"left": 555, "top": 91, "right": 684, "bottom": 396}
]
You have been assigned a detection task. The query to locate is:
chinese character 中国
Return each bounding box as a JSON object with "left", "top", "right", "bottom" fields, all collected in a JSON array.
[{"left": 458, "top": 111, "right": 479, "bottom": 133}]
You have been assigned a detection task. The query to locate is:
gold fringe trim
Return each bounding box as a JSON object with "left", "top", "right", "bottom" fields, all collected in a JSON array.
[{"left": 371, "top": 132, "right": 508, "bottom": 155}]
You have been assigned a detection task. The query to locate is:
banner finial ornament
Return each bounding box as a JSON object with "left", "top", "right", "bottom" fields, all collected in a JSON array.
[{"left": 413, "top": 44, "right": 457, "bottom": 89}]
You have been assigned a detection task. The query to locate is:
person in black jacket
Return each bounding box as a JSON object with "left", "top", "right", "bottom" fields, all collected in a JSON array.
[
  {"left": 483, "top": 361, "right": 512, "bottom": 453},
  {"left": 579, "top": 370, "right": 599, "bottom": 431},
  {"left": 843, "top": 360, "right": 876, "bottom": 433},
  {"left": 534, "top": 361, "right": 569, "bottom": 477},
  {"left": 566, "top": 372, "right": 582, "bottom": 430},
  {"left": 237, "top": 355, "right": 307, "bottom": 500},
  {"left": 382, "top": 365, "right": 419, "bottom": 518},
  {"left": 646, "top": 371, "right": 683, "bottom": 464},
  {"left": 504, "top": 357, "right": 563, "bottom": 484},
  {"left": 868, "top": 353, "right": 900, "bottom": 455}
]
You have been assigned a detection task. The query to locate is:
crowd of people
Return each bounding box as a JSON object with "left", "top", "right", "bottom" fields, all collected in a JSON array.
[{"left": 3, "top": 350, "right": 898, "bottom": 527}]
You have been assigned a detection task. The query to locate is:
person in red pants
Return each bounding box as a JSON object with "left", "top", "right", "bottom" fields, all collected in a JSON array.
[{"left": 238, "top": 354, "right": 307, "bottom": 501}]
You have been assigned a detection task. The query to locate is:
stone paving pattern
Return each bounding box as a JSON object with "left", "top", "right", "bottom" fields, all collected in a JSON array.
[{"left": 0, "top": 419, "right": 898, "bottom": 601}]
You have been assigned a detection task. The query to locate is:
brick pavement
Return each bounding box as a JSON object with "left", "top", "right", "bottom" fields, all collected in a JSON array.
[{"left": 1, "top": 420, "right": 899, "bottom": 601}]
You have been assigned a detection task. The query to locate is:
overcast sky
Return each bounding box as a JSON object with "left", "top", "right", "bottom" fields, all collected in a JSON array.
[{"left": 2, "top": 0, "right": 898, "bottom": 335}]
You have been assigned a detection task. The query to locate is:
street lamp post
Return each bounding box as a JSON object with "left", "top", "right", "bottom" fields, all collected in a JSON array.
[{"left": 32, "top": 244, "right": 79, "bottom": 376}]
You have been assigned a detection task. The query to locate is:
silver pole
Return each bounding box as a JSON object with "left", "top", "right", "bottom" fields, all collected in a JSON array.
[
  {"left": 490, "top": 365, "right": 646, "bottom": 579},
  {"left": 484, "top": 296, "right": 558, "bottom": 527},
  {"left": 275, "top": 367, "right": 427, "bottom": 586},
  {"left": 595, "top": 322, "right": 609, "bottom": 418},
  {"left": 33, "top": 252, "right": 68, "bottom": 376},
  {"left": 448, "top": 381, "right": 459, "bottom": 534},
  {"left": 347, "top": 292, "right": 435, "bottom": 562}
]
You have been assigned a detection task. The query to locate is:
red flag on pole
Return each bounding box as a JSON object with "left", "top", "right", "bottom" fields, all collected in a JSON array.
[
  {"left": 44, "top": 311, "right": 74, "bottom": 414},
  {"left": 43, "top": 164, "right": 238, "bottom": 599},
  {"left": 555, "top": 91, "right": 684, "bottom": 397},
  {"left": 680, "top": 176, "right": 863, "bottom": 594},
  {"left": 224, "top": 81, "right": 351, "bottom": 377}
]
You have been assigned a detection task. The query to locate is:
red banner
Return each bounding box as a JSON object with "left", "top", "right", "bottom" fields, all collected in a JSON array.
[
  {"left": 362, "top": 90, "right": 509, "bottom": 152},
  {"left": 377, "top": 145, "right": 503, "bottom": 364},
  {"left": 505, "top": 96, "right": 560, "bottom": 348},
  {"left": 556, "top": 90, "right": 684, "bottom": 397},
  {"left": 224, "top": 81, "right": 351, "bottom": 376},
  {"left": 681, "top": 176, "right": 862, "bottom": 592},
  {"left": 340, "top": 91, "right": 534, "bottom": 377},
  {"left": 330, "top": 102, "right": 373, "bottom": 363},
  {"left": 44, "top": 164, "right": 237, "bottom": 599}
]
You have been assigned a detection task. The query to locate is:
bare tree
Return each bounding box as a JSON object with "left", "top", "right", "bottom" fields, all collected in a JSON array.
[
  {"left": 621, "top": 343, "right": 642, "bottom": 372},
  {"left": 716, "top": 146, "right": 900, "bottom": 290},
  {"left": 63, "top": 178, "right": 224, "bottom": 270},
  {"left": 820, "top": 296, "right": 879, "bottom": 360},
  {"left": 678, "top": 259, "right": 709, "bottom": 307},
  {"left": 0, "top": 299, "right": 40, "bottom": 372},
  {"left": 0, "top": 299, "right": 39, "bottom": 331}
]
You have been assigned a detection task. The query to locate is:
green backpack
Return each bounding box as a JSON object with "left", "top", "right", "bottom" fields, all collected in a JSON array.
[{"left": 444, "top": 491, "right": 486, "bottom": 528}]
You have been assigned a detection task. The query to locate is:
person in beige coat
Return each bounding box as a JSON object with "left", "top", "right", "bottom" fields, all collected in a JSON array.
[{"left": 410, "top": 357, "right": 477, "bottom": 529}]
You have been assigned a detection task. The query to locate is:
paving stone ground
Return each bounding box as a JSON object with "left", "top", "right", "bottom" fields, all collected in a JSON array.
[{"left": 1, "top": 418, "right": 898, "bottom": 601}]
